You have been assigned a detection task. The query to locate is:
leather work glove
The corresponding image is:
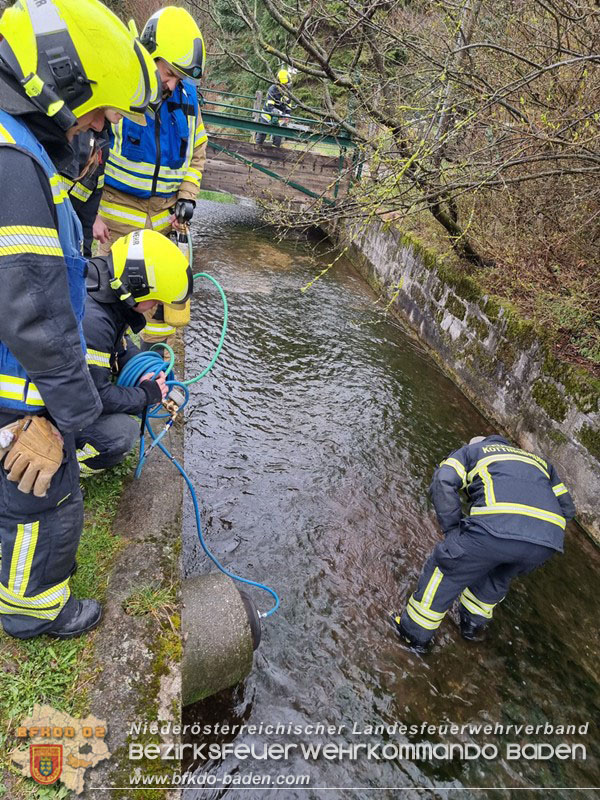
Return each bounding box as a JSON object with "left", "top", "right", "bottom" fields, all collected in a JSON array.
[
  {"left": 174, "top": 198, "right": 195, "bottom": 224},
  {"left": 0, "top": 415, "right": 64, "bottom": 497}
]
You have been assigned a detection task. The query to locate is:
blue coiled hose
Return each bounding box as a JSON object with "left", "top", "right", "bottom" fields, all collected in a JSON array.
[{"left": 116, "top": 275, "right": 279, "bottom": 618}]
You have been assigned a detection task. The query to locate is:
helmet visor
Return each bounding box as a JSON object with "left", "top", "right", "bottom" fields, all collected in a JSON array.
[
  {"left": 170, "top": 38, "right": 205, "bottom": 84},
  {"left": 129, "top": 39, "right": 160, "bottom": 112},
  {"left": 166, "top": 264, "right": 194, "bottom": 308}
]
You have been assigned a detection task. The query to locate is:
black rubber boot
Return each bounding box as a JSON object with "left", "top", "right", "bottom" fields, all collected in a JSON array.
[
  {"left": 389, "top": 613, "right": 429, "bottom": 653},
  {"left": 459, "top": 609, "right": 487, "bottom": 642},
  {"left": 46, "top": 599, "right": 103, "bottom": 639}
]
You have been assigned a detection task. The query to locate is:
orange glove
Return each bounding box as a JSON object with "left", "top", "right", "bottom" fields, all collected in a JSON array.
[{"left": 0, "top": 415, "right": 63, "bottom": 497}]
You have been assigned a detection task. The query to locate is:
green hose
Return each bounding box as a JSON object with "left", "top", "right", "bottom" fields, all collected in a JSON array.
[{"left": 184, "top": 272, "right": 229, "bottom": 386}]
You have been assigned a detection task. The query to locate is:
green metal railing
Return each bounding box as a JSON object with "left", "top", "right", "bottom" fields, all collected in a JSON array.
[{"left": 199, "top": 86, "right": 359, "bottom": 202}]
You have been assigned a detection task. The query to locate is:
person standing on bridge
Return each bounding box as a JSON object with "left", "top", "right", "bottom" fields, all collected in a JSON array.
[
  {"left": 97, "top": 6, "right": 207, "bottom": 350},
  {"left": 391, "top": 435, "right": 575, "bottom": 651},
  {"left": 256, "top": 68, "right": 296, "bottom": 148}
]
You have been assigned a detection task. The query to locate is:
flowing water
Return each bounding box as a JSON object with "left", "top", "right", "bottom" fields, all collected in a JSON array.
[{"left": 180, "top": 200, "right": 599, "bottom": 799}]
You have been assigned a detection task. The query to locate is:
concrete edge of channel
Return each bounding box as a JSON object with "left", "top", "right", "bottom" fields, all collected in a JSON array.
[{"left": 82, "top": 413, "right": 184, "bottom": 800}]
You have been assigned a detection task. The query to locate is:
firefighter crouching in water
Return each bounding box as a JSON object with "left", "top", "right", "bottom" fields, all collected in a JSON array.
[
  {"left": 392, "top": 435, "right": 576, "bottom": 651},
  {"left": 96, "top": 6, "right": 207, "bottom": 351},
  {"left": 255, "top": 68, "right": 296, "bottom": 148},
  {"left": 0, "top": 0, "right": 158, "bottom": 640},
  {"left": 77, "top": 230, "right": 192, "bottom": 477}
]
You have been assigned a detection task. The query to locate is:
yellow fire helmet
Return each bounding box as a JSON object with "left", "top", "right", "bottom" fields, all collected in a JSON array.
[
  {"left": 0, "top": 0, "right": 159, "bottom": 131},
  {"left": 109, "top": 229, "right": 193, "bottom": 310},
  {"left": 141, "top": 7, "right": 206, "bottom": 84},
  {"left": 277, "top": 67, "right": 297, "bottom": 86}
]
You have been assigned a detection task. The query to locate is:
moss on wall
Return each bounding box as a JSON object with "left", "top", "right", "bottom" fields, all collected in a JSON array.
[
  {"left": 577, "top": 425, "right": 600, "bottom": 461},
  {"left": 543, "top": 355, "right": 600, "bottom": 414},
  {"left": 432, "top": 282, "right": 445, "bottom": 303},
  {"left": 532, "top": 379, "right": 569, "bottom": 422},
  {"left": 466, "top": 314, "right": 489, "bottom": 341},
  {"left": 445, "top": 294, "right": 466, "bottom": 320},
  {"left": 436, "top": 262, "right": 482, "bottom": 303},
  {"left": 483, "top": 296, "right": 501, "bottom": 321}
]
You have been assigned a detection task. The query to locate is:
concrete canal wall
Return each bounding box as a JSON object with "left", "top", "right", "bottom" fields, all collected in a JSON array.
[{"left": 337, "top": 219, "right": 600, "bottom": 544}]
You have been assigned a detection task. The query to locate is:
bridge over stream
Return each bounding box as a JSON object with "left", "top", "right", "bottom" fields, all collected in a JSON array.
[{"left": 199, "top": 88, "right": 361, "bottom": 205}]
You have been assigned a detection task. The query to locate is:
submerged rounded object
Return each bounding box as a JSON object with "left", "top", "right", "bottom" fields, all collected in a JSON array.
[{"left": 182, "top": 573, "right": 260, "bottom": 705}]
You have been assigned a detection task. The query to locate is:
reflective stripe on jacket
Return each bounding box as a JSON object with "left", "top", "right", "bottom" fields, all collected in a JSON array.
[
  {"left": 105, "top": 80, "right": 206, "bottom": 199},
  {"left": 0, "top": 110, "right": 88, "bottom": 415},
  {"left": 431, "top": 435, "right": 576, "bottom": 551}
]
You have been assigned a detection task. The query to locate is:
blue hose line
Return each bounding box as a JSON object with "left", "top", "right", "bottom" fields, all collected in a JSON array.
[
  {"left": 147, "top": 422, "right": 279, "bottom": 618},
  {"left": 115, "top": 288, "right": 279, "bottom": 616}
]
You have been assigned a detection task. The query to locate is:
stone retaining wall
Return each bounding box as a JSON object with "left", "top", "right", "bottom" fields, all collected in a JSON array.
[{"left": 337, "top": 219, "right": 600, "bottom": 543}]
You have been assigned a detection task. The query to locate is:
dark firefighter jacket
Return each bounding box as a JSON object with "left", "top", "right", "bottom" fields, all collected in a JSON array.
[
  {"left": 0, "top": 67, "right": 101, "bottom": 432},
  {"left": 66, "top": 129, "right": 109, "bottom": 257},
  {"left": 431, "top": 435, "right": 576, "bottom": 552},
  {"left": 84, "top": 258, "right": 163, "bottom": 415},
  {"left": 264, "top": 83, "right": 292, "bottom": 115}
]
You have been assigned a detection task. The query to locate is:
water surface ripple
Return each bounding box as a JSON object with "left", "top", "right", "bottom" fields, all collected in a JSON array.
[{"left": 181, "top": 202, "right": 599, "bottom": 799}]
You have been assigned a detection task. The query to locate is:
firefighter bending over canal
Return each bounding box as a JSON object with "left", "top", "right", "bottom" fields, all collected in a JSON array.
[
  {"left": 77, "top": 230, "right": 192, "bottom": 477},
  {"left": 392, "top": 435, "right": 575, "bottom": 651},
  {"left": 0, "top": 0, "right": 158, "bottom": 640},
  {"left": 97, "top": 6, "right": 207, "bottom": 351}
]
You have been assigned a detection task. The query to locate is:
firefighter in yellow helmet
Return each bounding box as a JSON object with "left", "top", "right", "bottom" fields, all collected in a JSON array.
[
  {"left": 256, "top": 67, "right": 297, "bottom": 147},
  {"left": 0, "top": 0, "right": 158, "bottom": 640},
  {"left": 76, "top": 230, "right": 192, "bottom": 477},
  {"left": 97, "top": 6, "right": 208, "bottom": 351}
]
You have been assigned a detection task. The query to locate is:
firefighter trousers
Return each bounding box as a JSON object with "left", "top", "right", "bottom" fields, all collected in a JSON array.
[
  {"left": 400, "top": 524, "right": 555, "bottom": 645},
  {"left": 0, "top": 412, "right": 82, "bottom": 638},
  {"left": 75, "top": 413, "right": 139, "bottom": 476}
]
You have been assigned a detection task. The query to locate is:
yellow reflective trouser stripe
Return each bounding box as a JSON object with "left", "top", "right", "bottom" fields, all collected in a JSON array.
[
  {"left": 97, "top": 174, "right": 105, "bottom": 190},
  {"left": 0, "top": 582, "right": 70, "bottom": 614},
  {"left": 406, "top": 567, "right": 446, "bottom": 630},
  {"left": 99, "top": 201, "right": 171, "bottom": 232},
  {"left": 468, "top": 454, "right": 550, "bottom": 482},
  {"left": 9, "top": 521, "right": 39, "bottom": 596},
  {"left": 460, "top": 587, "right": 496, "bottom": 619},
  {"left": 86, "top": 349, "right": 111, "bottom": 368},
  {"left": 69, "top": 182, "right": 93, "bottom": 203},
  {"left": 406, "top": 597, "right": 445, "bottom": 630},
  {"left": 471, "top": 503, "right": 566, "bottom": 529},
  {"left": 0, "top": 375, "right": 43, "bottom": 406},
  {"left": 0, "top": 520, "right": 70, "bottom": 619},
  {"left": 552, "top": 483, "right": 568, "bottom": 497},
  {"left": 144, "top": 322, "right": 176, "bottom": 336},
  {"left": 422, "top": 566, "right": 443, "bottom": 607},
  {"left": 99, "top": 200, "right": 147, "bottom": 227},
  {"left": 439, "top": 457, "right": 466, "bottom": 488},
  {"left": 76, "top": 443, "right": 100, "bottom": 463},
  {"left": 194, "top": 132, "right": 208, "bottom": 147},
  {"left": 151, "top": 211, "right": 171, "bottom": 231},
  {"left": 79, "top": 462, "right": 103, "bottom": 476},
  {"left": 0, "top": 123, "right": 16, "bottom": 143},
  {"left": 0, "top": 225, "right": 62, "bottom": 257}
]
